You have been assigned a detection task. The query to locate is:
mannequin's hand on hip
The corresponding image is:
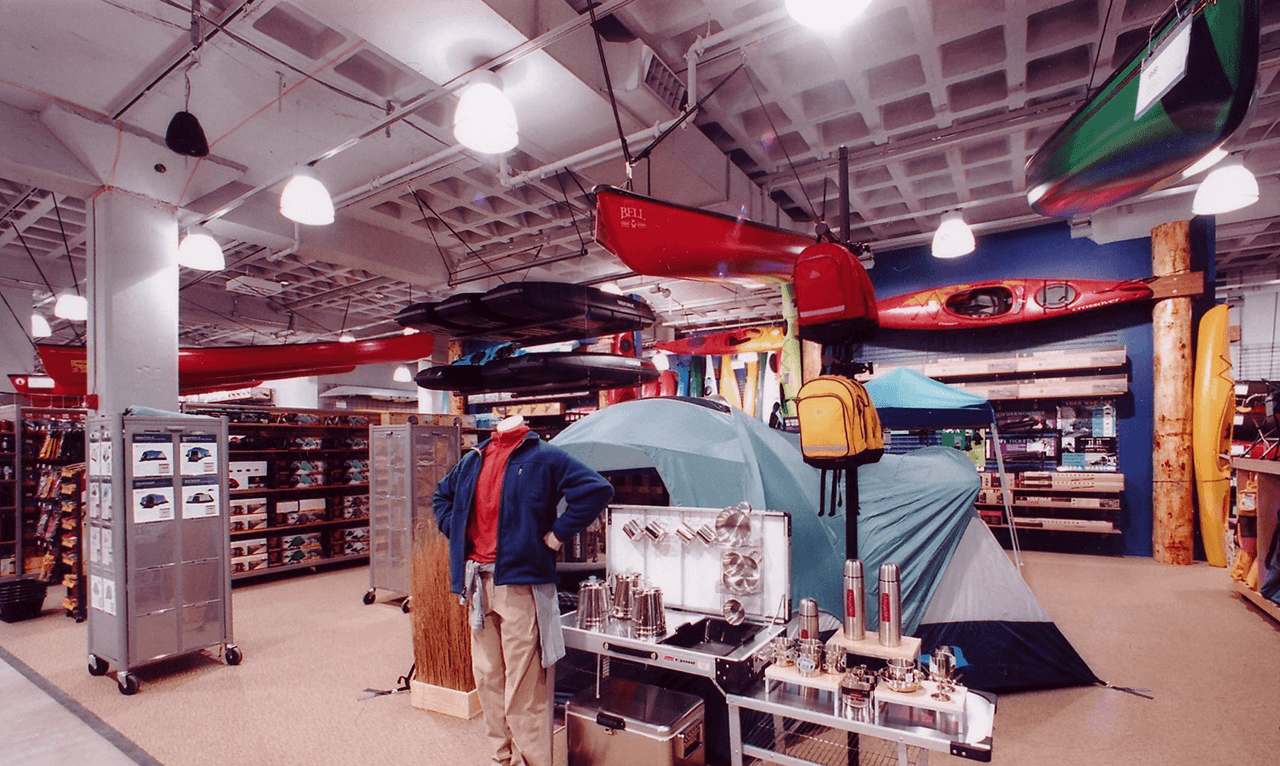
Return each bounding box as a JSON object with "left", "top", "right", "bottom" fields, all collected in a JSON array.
[{"left": 543, "top": 531, "right": 562, "bottom": 551}]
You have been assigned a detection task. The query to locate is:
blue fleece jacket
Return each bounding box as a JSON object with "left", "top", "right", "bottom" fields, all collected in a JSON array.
[{"left": 433, "top": 431, "right": 613, "bottom": 594}]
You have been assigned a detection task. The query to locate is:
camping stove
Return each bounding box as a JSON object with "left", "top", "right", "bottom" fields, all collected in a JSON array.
[{"left": 562, "top": 504, "right": 791, "bottom": 694}]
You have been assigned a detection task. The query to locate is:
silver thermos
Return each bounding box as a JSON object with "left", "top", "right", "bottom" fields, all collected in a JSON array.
[
  {"left": 843, "top": 559, "right": 865, "bottom": 641},
  {"left": 798, "top": 597, "right": 819, "bottom": 641},
  {"left": 878, "top": 562, "right": 902, "bottom": 647}
]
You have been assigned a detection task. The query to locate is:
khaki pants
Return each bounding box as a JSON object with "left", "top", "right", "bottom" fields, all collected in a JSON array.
[{"left": 472, "top": 574, "right": 552, "bottom": 766}]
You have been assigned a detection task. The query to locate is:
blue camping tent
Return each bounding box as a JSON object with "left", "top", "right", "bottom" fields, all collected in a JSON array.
[{"left": 552, "top": 397, "right": 1098, "bottom": 691}]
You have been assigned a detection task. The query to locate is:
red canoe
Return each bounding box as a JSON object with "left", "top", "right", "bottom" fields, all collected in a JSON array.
[
  {"left": 656, "top": 325, "right": 786, "bottom": 356},
  {"left": 594, "top": 185, "right": 815, "bottom": 282},
  {"left": 28, "top": 333, "right": 435, "bottom": 396},
  {"left": 877, "top": 278, "right": 1153, "bottom": 329}
]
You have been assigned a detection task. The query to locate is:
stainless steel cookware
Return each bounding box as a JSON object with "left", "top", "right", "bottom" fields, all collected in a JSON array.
[
  {"left": 839, "top": 666, "right": 877, "bottom": 722},
  {"left": 880, "top": 657, "right": 923, "bottom": 693},
  {"left": 577, "top": 577, "right": 610, "bottom": 631},
  {"left": 609, "top": 572, "right": 643, "bottom": 621},
  {"left": 633, "top": 586, "right": 667, "bottom": 641},
  {"left": 795, "top": 638, "right": 823, "bottom": 678}
]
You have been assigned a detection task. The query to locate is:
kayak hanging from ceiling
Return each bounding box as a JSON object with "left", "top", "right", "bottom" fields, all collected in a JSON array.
[
  {"left": 395, "top": 281, "right": 654, "bottom": 344},
  {"left": 414, "top": 352, "right": 659, "bottom": 396},
  {"left": 594, "top": 185, "right": 816, "bottom": 282},
  {"left": 1025, "top": 0, "right": 1259, "bottom": 218},
  {"left": 876, "top": 278, "right": 1154, "bottom": 330},
  {"left": 655, "top": 325, "right": 786, "bottom": 356}
]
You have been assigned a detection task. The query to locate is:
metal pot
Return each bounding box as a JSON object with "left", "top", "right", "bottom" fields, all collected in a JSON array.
[
  {"left": 633, "top": 586, "right": 666, "bottom": 641},
  {"left": 796, "top": 638, "right": 823, "bottom": 678},
  {"left": 576, "top": 577, "right": 610, "bottom": 631},
  {"left": 609, "top": 572, "right": 643, "bottom": 621},
  {"left": 880, "top": 657, "right": 923, "bottom": 693}
]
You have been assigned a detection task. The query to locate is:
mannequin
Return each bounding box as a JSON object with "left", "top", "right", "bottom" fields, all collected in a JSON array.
[{"left": 433, "top": 410, "right": 613, "bottom": 766}]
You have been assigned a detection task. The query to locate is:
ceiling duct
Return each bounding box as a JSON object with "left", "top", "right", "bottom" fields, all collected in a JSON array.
[{"left": 604, "top": 40, "right": 686, "bottom": 120}]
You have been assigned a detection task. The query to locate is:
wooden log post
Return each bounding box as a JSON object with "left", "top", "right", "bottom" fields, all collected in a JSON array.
[
  {"left": 1151, "top": 221, "right": 1195, "bottom": 564},
  {"left": 447, "top": 338, "right": 465, "bottom": 416}
]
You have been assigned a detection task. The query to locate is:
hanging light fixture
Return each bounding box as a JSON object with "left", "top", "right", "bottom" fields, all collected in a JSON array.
[
  {"left": 1180, "top": 147, "right": 1228, "bottom": 179},
  {"left": 932, "top": 211, "right": 976, "bottom": 259},
  {"left": 1192, "top": 155, "right": 1259, "bottom": 215},
  {"left": 31, "top": 313, "right": 52, "bottom": 338},
  {"left": 280, "top": 166, "right": 335, "bottom": 226},
  {"left": 453, "top": 70, "right": 518, "bottom": 154},
  {"left": 54, "top": 292, "right": 88, "bottom": 321},
  {"left": 177, "top": 225, "right": 225, "bottom": 271},
  {"left": 786, "top": 0, "right": 873, "bottom": 30},
  {"left": 393, "top": 364, "right": 413, "bottom": 383}
]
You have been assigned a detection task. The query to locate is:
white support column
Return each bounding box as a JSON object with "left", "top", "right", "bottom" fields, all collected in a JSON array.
[
  {"left": 87, "top": 190, "right": 179, "bottom": 415},
  {"left": 0, "top": 287, "right": 34, "bottom": 394}
]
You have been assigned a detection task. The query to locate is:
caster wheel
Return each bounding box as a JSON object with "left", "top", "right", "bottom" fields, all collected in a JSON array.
[
  {"left": 401, "top": 598, "right": 412, "bottom": 614},
  {"left": 117, "top": 673, "right": 139, "bottom": 696},
  {"left": 87, "top": 654, "right": 108, "bottom": 677},
  {"left": 363, "top": 589, "right": 376, "bottom": 605},
  {"left": 225, "top": 645, "right": 243, "bottom": 666}
]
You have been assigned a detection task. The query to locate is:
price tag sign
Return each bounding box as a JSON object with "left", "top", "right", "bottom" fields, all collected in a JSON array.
[{"left": 1135, "top": 19, "right": 1192, "bottom": 120}]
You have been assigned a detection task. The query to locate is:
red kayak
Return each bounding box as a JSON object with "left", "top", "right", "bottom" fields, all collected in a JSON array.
[
  {"left": 27, "top": 333, "right": 435, "bottom": 396},
  {"left": 656, "top": 325, "right": 786, "bottom": 356},
  {"left": 877, "top": 278, "right": 1153, "bottom": 329},
  {"left": 594, "top": 185, "right": 814, "bottom": 282}
]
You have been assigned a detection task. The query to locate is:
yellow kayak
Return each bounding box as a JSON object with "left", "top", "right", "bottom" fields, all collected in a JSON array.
[{"left": 1193, "top": 304, "right": 1234, "bottom": 567}]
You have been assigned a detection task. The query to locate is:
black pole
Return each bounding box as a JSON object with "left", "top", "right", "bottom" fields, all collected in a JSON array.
[
  {"left": 845, "top": 468, "right": 858, "bottom": 560},
  {"left": 838, "top": 145, "right": 850, "bottom": 245}
]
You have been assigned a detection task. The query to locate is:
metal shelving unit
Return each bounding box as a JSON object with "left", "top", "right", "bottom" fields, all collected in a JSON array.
[{"left": 85, "top": 412, "right": 239, "bottom": 695}]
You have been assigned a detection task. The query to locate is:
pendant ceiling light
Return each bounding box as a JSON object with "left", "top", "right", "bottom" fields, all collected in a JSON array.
[
  {"left": 177, "top": 225, "right": 225, "bottom": 271},
  {"left": 453, "top": 70, "right": 519, "bottom": 155},
  {"left": 165, "top": 111, "right": 210, "bottom": 158},
  {"left": 54, "top": 293, "right": 88, "bottom": 322},
  {"left": 1192, "top": 155, "right": 1259, "bottom": 216},
  {"left": 31, "top": 313, "right": 52, "bottom": 338},
  {"left": 786, "top": 0, "right": 873, "bottom": 30},
  {"left": 932, "top": 211, "right": 976, "bottom": 259},
  {"left": 280, "top": 166, "right": 335, "bottom": 226},
  {"left": 393, "top": 364, "right": 413, "bottom": 383}
]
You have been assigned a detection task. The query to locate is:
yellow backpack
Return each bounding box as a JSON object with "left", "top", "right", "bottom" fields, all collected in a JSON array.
[{"left": 795, "top": 375, "right": 884, "bottom": 468}]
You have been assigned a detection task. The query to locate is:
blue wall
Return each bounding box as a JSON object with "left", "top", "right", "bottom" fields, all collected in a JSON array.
[{"left": 857, "top": 221, "right": 1154, "bottom": 556}]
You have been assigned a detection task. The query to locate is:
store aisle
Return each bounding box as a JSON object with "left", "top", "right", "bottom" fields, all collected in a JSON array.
[
  {"left": 0, "top": 650, "right": 146, "bottom": 766},
  {"left": 1, "top": 554, "right": 1278, "bottom": 765}
]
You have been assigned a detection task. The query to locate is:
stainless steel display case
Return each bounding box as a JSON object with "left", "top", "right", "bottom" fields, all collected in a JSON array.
[{"left": 567, "top": 678, "right": 706, "bottom": 766}]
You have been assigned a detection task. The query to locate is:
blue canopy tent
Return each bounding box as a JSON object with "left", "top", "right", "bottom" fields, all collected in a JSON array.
[
  {"left": 865, "top": 368, "right": 1023, "bottom": 566},
  {"left": 552, "top": 397, "right": 1098, "bottom": 691}
]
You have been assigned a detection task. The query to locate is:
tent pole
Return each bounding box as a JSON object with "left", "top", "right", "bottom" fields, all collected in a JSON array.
[{"left": 990, "top": 417, "right": 1023, "bottom": 569}]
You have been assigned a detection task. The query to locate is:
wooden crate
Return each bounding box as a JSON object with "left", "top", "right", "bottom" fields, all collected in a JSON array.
[{"left": 410, "top": 679, "right": 481, "bottom": 719}]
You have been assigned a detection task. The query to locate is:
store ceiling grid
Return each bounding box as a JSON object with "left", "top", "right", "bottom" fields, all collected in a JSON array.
[{"left": 1, "top": 0, "right": 1279, "bottom": 349}]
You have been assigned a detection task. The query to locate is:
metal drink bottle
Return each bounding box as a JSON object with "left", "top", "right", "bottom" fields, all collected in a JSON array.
[
  {"left": 843, "top": 559, "right": 865, "bottom": 641},
  {"left": 798, "top": 598, "right": 819, "bottom": 641},
  {"left": 878, "top": 562, "right": 902, "bottom": 647}
]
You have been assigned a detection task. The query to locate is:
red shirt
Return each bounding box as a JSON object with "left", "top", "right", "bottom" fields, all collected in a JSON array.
[{"left": 466, "top": 425, "right": 530, "bottom": 562}]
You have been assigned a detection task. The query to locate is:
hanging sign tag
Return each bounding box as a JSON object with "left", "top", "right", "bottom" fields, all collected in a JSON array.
[{"left": 1135, "top": 18, "right": 1193, "bottom": 120}]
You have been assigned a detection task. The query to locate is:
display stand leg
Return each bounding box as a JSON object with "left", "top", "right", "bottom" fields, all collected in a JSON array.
[{"left": 846, "top": 468, "right": 860, "bottom": 766}]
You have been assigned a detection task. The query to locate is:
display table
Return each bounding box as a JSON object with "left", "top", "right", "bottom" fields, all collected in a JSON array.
[{"left": 726, "top": 678, "right": 995, "bottom": 765}]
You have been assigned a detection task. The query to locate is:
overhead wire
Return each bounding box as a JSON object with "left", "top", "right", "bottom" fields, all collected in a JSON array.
[
  {"left": 745, "top": 66, "right": 817, "bottom": 222},
  {"left": 0, "top": 290, "right": 41, "bottom": 354}
]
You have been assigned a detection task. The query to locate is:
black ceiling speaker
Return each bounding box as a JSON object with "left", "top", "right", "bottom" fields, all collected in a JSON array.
[{"left": 165, "top": 110, "right": 209, "bottom": 157}]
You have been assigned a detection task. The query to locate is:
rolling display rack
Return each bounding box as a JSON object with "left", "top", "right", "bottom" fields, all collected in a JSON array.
[{"left": 85, "top": 411, "right": 240, "bottom": 695}]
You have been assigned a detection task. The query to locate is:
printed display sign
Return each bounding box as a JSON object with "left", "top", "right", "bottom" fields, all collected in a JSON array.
[
  {"left": 180, "top": 436, "right": 219, "bottom": 476},
  {"left": 132, "top": 482, "right": 175, "bottom": 524},
  {"left": 181, "top": 481, "right": 220, "bottom": 519},
  {"left": 131, "top": 435, "right": 173, "bottom": 478}
]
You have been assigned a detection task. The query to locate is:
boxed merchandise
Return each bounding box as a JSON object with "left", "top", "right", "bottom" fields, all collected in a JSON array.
[
  {"left": 230, "top": 497, "right": 267, "bottom": 516},
  {"left": 229, "top": 511, "right": 268, "bottom": 532},
  {"left": 276, "top": 498, "right": 327, "bottom": 526},
  {"left": 230, "top": 537, "right": 269, "bottom": 558},
  {"left": 229, "top": 461, "right": 268, "bottom": 490},
  {"left": 281, "top": 532, "right": 322, "bottom": 550},
  {"left": 344, "top": 526, "right": 370, "bottom": 542},
  {"left": 342, "top": 495, "right": 370, "bottom": 519},
  {"left": 231, "top": 553, "right": 269, "bottom": 573},
  {"left": 281, "top": 545, "right": 323, "bottom": 564},
  {"left": 342, "top": 540, "right": 369, "bottom": 556}
]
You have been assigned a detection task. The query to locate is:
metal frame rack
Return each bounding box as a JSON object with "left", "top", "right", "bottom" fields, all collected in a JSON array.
[{"left": 85, "top": 412, "right": 240, "bottom": 695}]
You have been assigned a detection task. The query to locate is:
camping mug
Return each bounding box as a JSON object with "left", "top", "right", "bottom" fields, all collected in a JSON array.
[
  {"left": 609, "top": 572, "right": 642, "bottom": 620},
  {"left": 930, "top": 646, "right": 957, "bottom": 688},
  {"left": 881, "top": 657, "right": 923, "bottom": 693},
  {"left": 796, "top": 638, "right": 823, "bottom": 678},
  {"left": 769, "top": 635, "right": 796, "bottom": 667},
  {"left": 621, "top": 519, "right": 643, "bottom": 541},
  {"left": 576, "top": 577, "right": 610, "bottom": 631}
]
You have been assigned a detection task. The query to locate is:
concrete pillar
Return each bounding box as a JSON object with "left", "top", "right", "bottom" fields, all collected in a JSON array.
[
  {"left": 0, "top": 288, "right": 34, "bottom": 394},
  {"left": 87, "top": 190, "right": 179, "bottom": 415},
  {"left": 1151, "top": 220, "right": 1195, "bottom": 565}
]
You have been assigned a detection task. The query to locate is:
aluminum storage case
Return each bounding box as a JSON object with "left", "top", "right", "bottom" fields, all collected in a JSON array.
[{"left": 567, "top": 678, "right": 705, "bottom": 766}]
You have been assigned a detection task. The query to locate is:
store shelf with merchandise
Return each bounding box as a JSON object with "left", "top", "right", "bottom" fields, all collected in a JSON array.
[
  {"left": 1228, "top": 457, "right": 1280, "bottom": 624},
  {"left": 183, "top": 405, "right": 376, "bottom": 581}
]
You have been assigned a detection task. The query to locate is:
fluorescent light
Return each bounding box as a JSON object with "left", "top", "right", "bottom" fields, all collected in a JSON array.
[
  {"left": 599, "top": 282, "right": 623, "bottom": 295},
  {"left": 393, "top": 364, "right": 413, "bottom": 383},
  {"left": 177, "top": 225, "right": 225, "bottom": 271},
  {"left": 453, "top": 71, "right": 518, "bottom": 154},
  {"left": 1192, "top": 156, "right": 1259, "bottom": 215},
  {"left": 31, "top": 313, "right": 52, "bottom": 338},
  {"left": 1181, "top": 147, "right": 1228, "bottom": 179},
  {"left": 786, "top": 0, "right": 873, "bottom": 29},
  {"left": 338, "top": 332, "right": 356, "bottom": 343},
  {"left": 54, "top": 293, "right": 87, "bottom": 321},
  {"left": 652, "top": 352, "right": 670, "bottom": 371},
  {"left": 932, "top": 211, "right": 975, "bottom": 259},
  {"left": 280, "top": 167, "right": 335, "bottom": 226}
]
